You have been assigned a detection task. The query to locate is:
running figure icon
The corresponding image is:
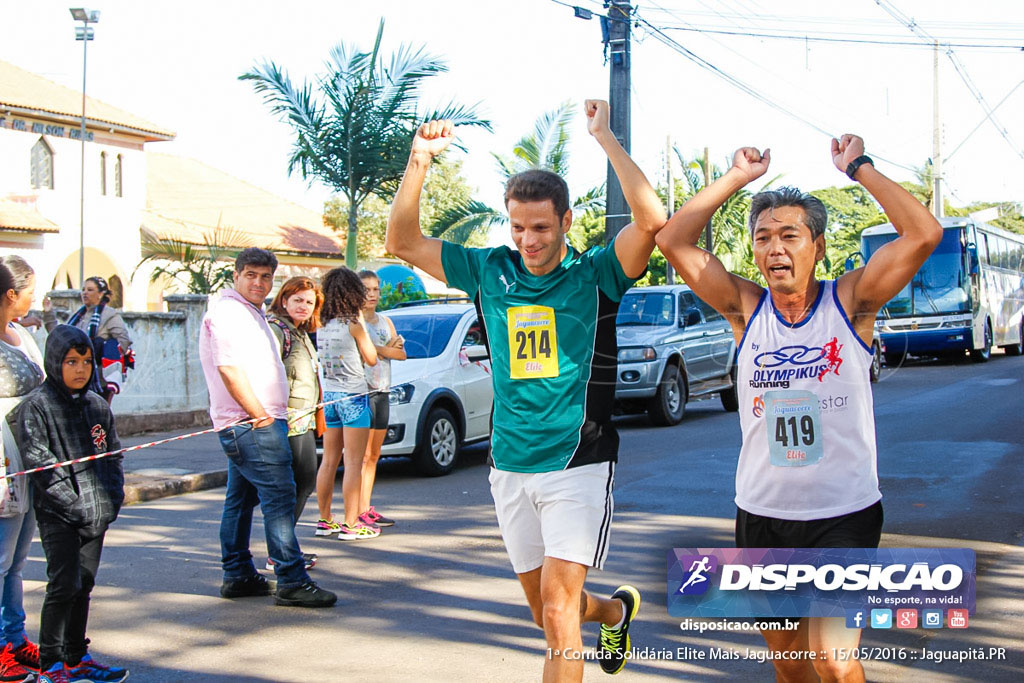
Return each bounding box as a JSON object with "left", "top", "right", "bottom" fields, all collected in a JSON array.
[{"left": 679, "top": 557, "right": 712, "bottom": 593}]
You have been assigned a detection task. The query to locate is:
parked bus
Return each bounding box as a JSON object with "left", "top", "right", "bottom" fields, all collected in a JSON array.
[{"left": 860, "top": 217, "right": 1024, "bottom": 363}]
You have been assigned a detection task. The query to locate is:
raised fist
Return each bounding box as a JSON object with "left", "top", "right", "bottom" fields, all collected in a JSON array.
[
  {"left": 584, "top": 99, "right": 610, "bottom": 137},
  {"left": 731, "top": 146, "right": 771, "bottom": 183},
  {"left": 831, "top": 134, "right": 865, "bottom": 173},
  {"left": 411, "top": 120, "right": 455, "bottom": 158}
]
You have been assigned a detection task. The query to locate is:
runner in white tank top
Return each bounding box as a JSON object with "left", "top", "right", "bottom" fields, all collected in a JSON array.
[
  {"left": 655, "top": 134, "right": 942, "bottom": 682},
  {"left": 735, "top": 280, "right": 880, "bottom": 520}
]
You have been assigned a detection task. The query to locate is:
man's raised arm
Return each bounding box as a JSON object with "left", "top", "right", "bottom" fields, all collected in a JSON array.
[
  {"left": 656, "top": 147, "right": 770, "bottom": 318},
  {"left": 385, "top": 121, "right": 455, "bottom": 282},
  {"left": 584, "top": 100, "right": 667, "bottom": 278},
  {"left": 833, "top": 135, "right": 943, "bottom": 321}
]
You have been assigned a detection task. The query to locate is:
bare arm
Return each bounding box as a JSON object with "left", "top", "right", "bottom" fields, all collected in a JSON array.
[
  {"left": 655, "top": 148, "right": 771, "bottom": 321},
  {"left": 378, "top": 317, "right": 407, "bottom": 360},
  {"left": 351, "top": 317, "right": 378, "bottom": 366},
  {"left": 583, "top": 100, "right": 667, "bottom": 278},
  {"left": 833, "top": 135, "right": 943, "bottom": 331},
  {"left": 217, "top": 366, "right": 274, "bottom": 427},
  {"left": 385, "top": 121, "right": 454, "bottom": 282}
]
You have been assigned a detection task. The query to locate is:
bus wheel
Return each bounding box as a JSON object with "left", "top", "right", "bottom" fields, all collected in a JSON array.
[
  {"left": 970, "top": 320, "right": 992, "bottom": 363},
  {"left": 1001, "top": 321, "right": 1023, "bottom": 357}
]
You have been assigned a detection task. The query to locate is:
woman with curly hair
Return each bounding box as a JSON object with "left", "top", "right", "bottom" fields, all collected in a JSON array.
[
  {"left": 266, "top": 276, "right": 324, "bottom": 570},
  {"left": 315, "top": 267, "right": 379, "bottom": 540}
]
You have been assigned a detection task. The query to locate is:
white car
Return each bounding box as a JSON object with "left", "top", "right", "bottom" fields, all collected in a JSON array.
[{"left": 379, "top": 302, "right": 493, "bottom": 475}]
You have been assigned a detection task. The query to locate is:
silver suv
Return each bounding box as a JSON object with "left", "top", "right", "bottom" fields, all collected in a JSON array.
[{"left": 615, "top": 285, "right": 738, "bottom": 425}]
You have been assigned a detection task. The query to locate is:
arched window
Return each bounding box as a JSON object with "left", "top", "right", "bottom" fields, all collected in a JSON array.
[
  {"left": 100, "top": 151, "right": 107, "bottom": 195},
  {"left": 115, "top": 154, "right": 123, "bottom": 197},
  {"left": 30, "top": 138, "right": 54, "bottom": 189}
]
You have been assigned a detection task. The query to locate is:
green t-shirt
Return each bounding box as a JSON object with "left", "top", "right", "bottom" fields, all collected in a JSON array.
[{"left": 441, "top": 240, "right": 637, "bottom": 473}]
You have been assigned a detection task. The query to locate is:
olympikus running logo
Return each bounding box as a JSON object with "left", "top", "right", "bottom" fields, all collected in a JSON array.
[{"left": 749, "top": 338, "right": 844, "bottom": 386}]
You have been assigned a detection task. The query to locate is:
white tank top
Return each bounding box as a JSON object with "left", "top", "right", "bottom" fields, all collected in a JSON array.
[
  {"left": 735, "top": 281, "right": 881, "bottom": 521},
  {"left": 363, "top": 313, "right": 392, "bottom": 392}
]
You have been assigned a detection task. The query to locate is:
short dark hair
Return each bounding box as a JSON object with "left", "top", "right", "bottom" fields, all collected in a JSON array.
[
  {"left": 65, "top": 343, "right": 93, "bottom": 359},
  {"left": 749, "top": 186, "right": 828, "bottom": 240},
  {"left": 320, "top": 267, "right": 366, "bottom": 324},
  {"left": 0, "top": 255, "right": 35, "bottom": 295},
  {"left": 504, "top": 169, "right": 571, "bottom": 220},
  {"left": 235, "top": 247, "right": 278, "bottom": 273},
  {"left": 357, "top": 269, "right": 378, "bottom": 282}
]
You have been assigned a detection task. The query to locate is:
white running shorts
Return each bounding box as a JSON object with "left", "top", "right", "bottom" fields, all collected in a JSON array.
[{"left": 488, "top": 461, "right": 615, "bottom": 574}]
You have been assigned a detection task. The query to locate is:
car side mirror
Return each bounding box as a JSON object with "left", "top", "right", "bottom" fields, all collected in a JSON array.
[{"left": 464, "top": 344, "right": 489, "bottom": 361}]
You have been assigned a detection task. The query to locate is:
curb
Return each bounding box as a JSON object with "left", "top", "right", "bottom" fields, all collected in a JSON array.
[{"left": 123, "top": 470, "right": 227, "bottom": 504}]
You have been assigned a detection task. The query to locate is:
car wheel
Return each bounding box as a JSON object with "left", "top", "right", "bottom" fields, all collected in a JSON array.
[
  {"left": 970, "top": 320, "right": 992, "bottom": 363},
  {"left": 1001, "top": 321, "right": 1023, "bottom": 357},
  {"left": 720, "top": 365, "right": 739, "bottom": 412},
  {"left": 414, "top": 407, "right": 460, "bottom": 476},
  {"left": 869, "top": 341, "right": 882, "bottom": 383},
  {"left": 647, "top": 364, "right": 686, "bottom": 426}
]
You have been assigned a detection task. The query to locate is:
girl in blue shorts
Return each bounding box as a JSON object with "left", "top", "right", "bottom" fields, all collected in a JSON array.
[{"left": 314, "top": 267, "right": 379, "bottom": 540}]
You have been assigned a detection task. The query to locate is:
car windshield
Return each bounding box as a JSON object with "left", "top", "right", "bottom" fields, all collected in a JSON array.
[
  {"left": 388, "top": 313, "right": 463, "bottom": 359},
  {"left": 616, "top": 292, "right": 675, "bottom": 326},
  {"left": 864, "top": 228, "right": 969, "bottom": 316}
]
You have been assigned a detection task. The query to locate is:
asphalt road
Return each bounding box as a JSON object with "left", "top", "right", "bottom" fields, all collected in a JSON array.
[{"left": 18, "top": 351, "right": 1024, "bottom": 681}]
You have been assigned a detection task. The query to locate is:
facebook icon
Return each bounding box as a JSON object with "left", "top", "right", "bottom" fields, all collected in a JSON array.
[{"left": 845, "top": 609, "right": 866, "bottom": 629}]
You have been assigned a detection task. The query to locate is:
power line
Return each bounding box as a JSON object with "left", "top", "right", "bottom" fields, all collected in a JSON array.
[
  {"left": 631, "top": 9, "right": 919, "bottom": 172},
  {"left": 874, "top": 0, "right": 1024, "bottom": 161},
  {"left": 654, "top": 24, "right": 1024, "bottom": 50}
]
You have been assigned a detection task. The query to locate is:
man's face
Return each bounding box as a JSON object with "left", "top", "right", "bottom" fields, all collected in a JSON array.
[
  {"left": 508, "top": 199, "right": 571, "bottom": 276},
  {"left": 62, "top": 347, "right": 93, "bottom": 391},
  {"left": 233, "top": 265, "right": 275, "bottom": 307},
  {"left": 752, "top": 206, "right": 824, "bottom": 294}
]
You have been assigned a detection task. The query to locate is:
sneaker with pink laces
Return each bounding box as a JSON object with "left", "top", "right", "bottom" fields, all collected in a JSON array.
[{"left": 360, "top": 505, "right": 395, "bottom": 527}]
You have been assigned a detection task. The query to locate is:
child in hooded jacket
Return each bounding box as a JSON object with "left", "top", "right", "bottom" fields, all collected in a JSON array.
[{"left": 9, "top": 325, "right": 128, "bottom": 683}]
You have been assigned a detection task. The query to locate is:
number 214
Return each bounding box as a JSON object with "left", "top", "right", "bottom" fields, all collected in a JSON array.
[{"left": 515, "top": 329, "right": 552, "bottom": 359}]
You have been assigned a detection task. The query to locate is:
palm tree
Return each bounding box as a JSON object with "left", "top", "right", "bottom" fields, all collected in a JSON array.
[
  {"left": 430, "top": 101, "right": 605, "bottom": 245},
  {"left": 134, "top": 224, "right": 253, "bottom": 294},
  {"left": 672, "top": 149, "right": 777, "bottom": 283},
  {"left": 241, "top": 20, "right": 490, "bottom": 267}
]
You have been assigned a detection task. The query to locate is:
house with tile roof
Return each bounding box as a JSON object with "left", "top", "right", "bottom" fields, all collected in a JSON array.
[{"left": 0, "top": 60, "right": 345, "bottom": 311}]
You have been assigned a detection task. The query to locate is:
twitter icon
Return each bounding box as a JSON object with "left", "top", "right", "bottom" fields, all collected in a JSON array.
[{"left": 870, "top": 609, "right": 892, "bottom": 629}]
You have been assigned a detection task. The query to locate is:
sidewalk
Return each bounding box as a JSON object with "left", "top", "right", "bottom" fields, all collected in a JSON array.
[{"left": 119, "top": 427, "right": 228, "bottom": 504}]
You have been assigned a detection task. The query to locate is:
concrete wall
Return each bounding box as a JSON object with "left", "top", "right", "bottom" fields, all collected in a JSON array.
[{"left": 36, "top": 290, "right": 210, "bottom": 435}]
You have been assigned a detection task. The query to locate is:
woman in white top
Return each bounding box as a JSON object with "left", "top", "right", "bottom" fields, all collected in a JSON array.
[
  {"left": 315, "top": 268, "right": 380, "bottom": 541},
  {"left": 357, "top": 270, "right": 406, "bottom": 529},
  {"left": 0, "top": 256, "right": 45, "bottom": 675}
]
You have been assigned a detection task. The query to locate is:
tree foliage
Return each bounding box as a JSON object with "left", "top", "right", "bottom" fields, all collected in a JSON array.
[
  {"left": 241, "top": 19, "right": 490, "bottom": 268},
  {"left": 134, "top": 226, "right": 252, "bottom": 294},
  {"left": 323, "top": 158, "right": 488, "bottom": 258}
]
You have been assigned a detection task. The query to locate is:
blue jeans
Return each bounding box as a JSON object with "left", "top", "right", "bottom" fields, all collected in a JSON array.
[
  {"left": 217, "top": 420, "right": 309, "bottom": 590},
  {"left": 0, "top": 506, "right": 35, "bottom": 646}
]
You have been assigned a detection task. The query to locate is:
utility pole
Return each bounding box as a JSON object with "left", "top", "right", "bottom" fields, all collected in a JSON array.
[
  {"left": 932, "top": 40, "right": 943, "bottom": 219},
  {"left": 703, "top": 146, "right": 713, "bottom": 253},
  {"left": 604, "top": 0, "right": 631, "bottom": 243},
  {"left": 666, "top": 136, "right": 675, "bottom": 284}
]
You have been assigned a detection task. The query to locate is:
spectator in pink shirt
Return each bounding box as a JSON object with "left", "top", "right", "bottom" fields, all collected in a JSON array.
[{"left": 198, "top": 248, "right": 336, "bottom": 608}]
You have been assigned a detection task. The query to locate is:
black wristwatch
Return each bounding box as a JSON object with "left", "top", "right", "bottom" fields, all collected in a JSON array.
[{"left": 846, "top": 155, "right": 873, "bottom": 181}]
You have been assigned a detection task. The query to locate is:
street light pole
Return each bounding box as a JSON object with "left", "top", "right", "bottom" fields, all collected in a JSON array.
[{"left": 70, "top": 7, "right": 99, "bottom": 289}]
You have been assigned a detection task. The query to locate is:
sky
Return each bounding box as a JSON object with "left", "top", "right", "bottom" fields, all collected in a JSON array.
[{"left": 5, "top": 0, "right": 1024, "bottom": 247}]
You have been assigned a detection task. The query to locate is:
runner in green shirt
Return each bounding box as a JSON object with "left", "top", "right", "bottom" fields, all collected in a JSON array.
[{"left": 387, "top": 100, "right": 666, "bottom": 680}]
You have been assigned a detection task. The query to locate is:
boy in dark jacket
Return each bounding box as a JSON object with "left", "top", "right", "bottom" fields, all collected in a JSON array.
[{"left": 10, "top": 325, "right": 128, "bottom": 683}]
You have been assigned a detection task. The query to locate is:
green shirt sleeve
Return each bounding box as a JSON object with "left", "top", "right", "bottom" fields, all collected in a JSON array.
[
  {"left": 441, "top": 242, "right": 492, "bottom": 295},
  {"left": 580, "top": 235, "right": 640, "bottom": 302}
]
